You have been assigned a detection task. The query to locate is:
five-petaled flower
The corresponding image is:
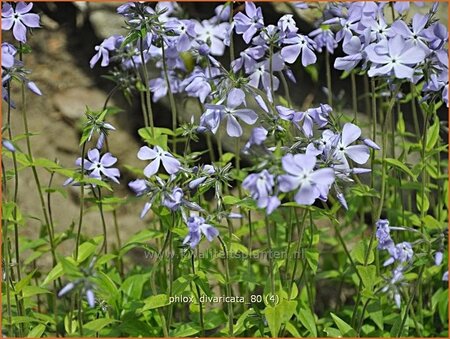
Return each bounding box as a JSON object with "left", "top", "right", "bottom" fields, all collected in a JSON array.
[
  {"left": 2, "top": 2, "right": 40, "bottom": 43},
  {"left": 137, "top": 145, "right": 181, "bottom": 177}
]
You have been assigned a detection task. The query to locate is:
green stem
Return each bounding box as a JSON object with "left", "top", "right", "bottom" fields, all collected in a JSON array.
[
  {"left": 325, "top": 50, "right": 333, "bottom": 107},
  {"left": 96, "top": 187, "right": 108, "bottom": 254},
  {"left": 75, "top": 142, "right": 87, "bottom": 260},
  {"left": 191, "top": 251, "right": 205, "bottom": 336},
  {"left": 351, "top": 72, "right": 358, "bottom": 122},
  {"left": 218, "top": 236, "right": 234, "bottom": 336},
  {"left": 375, "top": 88, "right": 400, "bottom": 221},
  {"left": 288, "top": 209, "right": 308, "bottom": 298},
  {"left": 161, "top": 42, "right": 178, "bottom": 151},
  {"left": 265, "top": 216, "right": 275, "bottom": 304},
  {"left": 396, "top": 266, "right": 425, "bottom": 337},
  {"left": 139, "top": 37, "right": 154, "bottom": 134}
]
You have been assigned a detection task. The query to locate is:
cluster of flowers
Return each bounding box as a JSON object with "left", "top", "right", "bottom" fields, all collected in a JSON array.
[
  {"left": 376, "top": 219, "right": 448, "bottom": 306},
  {"left": 321, "top": 1, "right": 448, "bottom": 105},
  {"left": 375, "top": 219, "right": 414, "bottom": 307},
  {"left": 1, "top": 2, "right": 42, "bottom": 106}
]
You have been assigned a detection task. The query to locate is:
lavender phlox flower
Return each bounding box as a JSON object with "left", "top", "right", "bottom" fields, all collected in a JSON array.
[
  {"left": 2, "top": 139, "right": 15, "bottom": 152},
  {"left": 242, "top": 170, "right": 280, "bottom": 214},
  {"left": 162, "top": 187, "right": 184, "bottom": 211},
  {"left": 199, "top": 105, "right": 222, "bottom": 134},
  {"left": 76, "top": 149, "right": 120, "bottom": 184},
  {"left": 363, "top": 137, "right": 380, "bottom": 150},
  {"left": 248, "top": 53, "right": 284, "bottom": 100},
  {"left": 306, "top": 129, "right": 338, "bottom": 158},
  {"left": 90, "top": 35, "right": 123, "bottom": 68},
  {"left": 243, "top": 126, "right": 268, "bottom": 152},
  {"left": 391, "top": 14, "right": 431, "bottom": 54},
  {"left": 149, "top": 70, "right": 180, "bottom": 102},
  {"left": 375, "top": 219, "right": 394, "bottom": 250},
  {"left": 276, "top": 105, "right": 302, "bottom": 130},
  {"left": 2, "top": 2, "right": 40, "bottom": 43},
  {"left": 278, "top": 14, "right": 298, "bottom": 35},
  {"left": 128, "top": 179, "right": 149, "bottom": 196},
  {"left": 278, "top": 154, "right": 335, "bottom": 205},
  {"left": 362, "top": 14, "right": 393, "bottom": 43},
  {"left": 281, "top": 34, "right": 317, "bottom": 66},
  {"left": 231, "top": 46, "right": 266, "bottom": 73},
  {"left": 293, "top": 2, "right": 308, "bottom": 10},
  {"left": 334, "top": 36, "right": 365, "bottom": 72},
  {"left": 393, "top": 1, "right": 423, "bottom": 14},
  {"left": 156, "top": 2, "right": 179, "bottom": 20},
  {"left": 214, "top": 4, "right": 231, "bottom": 22},
  {"left": 336, "top": 191, "right": 348, "bottom": 210},
  {"left": 195, "top": 20, "right": 230, "bottom": 56},
  {"left": 381, "top": 266, "right": 405, "bottom": 308},
  {"left": 333, "top": 123, "right": 370, "bottom": 168},
  {"left": 423, "top": 22, "right": 447, "bottom": 50},
  {"left": 137, "top": 145, "right": 181, "bottom": 177},
  {"left": 165, "top": 19, "right": 197, "bottom": 52},
  {"left": 309, "top": 27, "right": 337, "bottom": 54},
  {"left": 366, "top": 35, "right": 426, "bottom": 80},
  {"left": 1, "top": 42, "right": 16, "bottom": 69},
  {"left": 183, "top": 215, "right": 219, "bottom": 248},
  {"left": 254, "top": 95, "right": 269, "bottom": 113},
  {"left": 181, "top": 67, "right": 218, "bottom": 103},
  {"left": 189, "top": 164, "right": 215, "bottom": 189},
  {"left": 443, "top": 271, "right": 448, "bottom": 281},
  {"left": 384, "top": 242, "right": 414, "bottom": 266},
  {"left": 233, "top": 2, "right": 264, "bottom": 44},
  {"left": 302, "top": 104, "right": 332, "bottom": 136},
  {"left": 435, "top": 251, "right": 443, "bottom": 266},
  {"left": 203, "top": 88, "right": 258, "bottom": 137}
]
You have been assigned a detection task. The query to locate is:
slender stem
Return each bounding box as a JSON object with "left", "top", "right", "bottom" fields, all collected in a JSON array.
[
  {"left": 410, "top": 83, "right": 420, "bottom": 136},
  {"left": 96, "top": 187, "right": 108, "bottom": 254},
  {"left": 269, "top": 43, "right": 275, "bottom": 103},
  {"left": 6, "top": 83, "right": 20, "bottom": 281},
  {"left": 138, "top": 37, "right": 154, "bottom": 134},
  {"left": 396, "top": 266, "right": 425, "bottom": 337},
  {"left": 218, "top": 236, "right": 233, "bottom": 336},
  {"left": 325, "top": 50, "right": 333, "bottom": 107},
  {"left": 75, "top": 143, "right": 87, "bottom": 260},
  {"left": 288, "top": 209, "right": 308, "bottom": 297},
  {"left": 351, "top": 72, "right": 358, "bottom": 122},
  {"left": 191, "top": 251, "right": 205, "bottom": 336},
  {"left": 228, "top": 1, "right": 234, "bottom": 62},
  {"left": 375, "top": 89, "right": 400, "bottom": 221},
  {"left": 279, "top": 71, "right": 292, "bottom": 107},
  {"left": 265, "top": 216, "right": 275, "bottom": 304},
  {"left": 161, "top": 42, "right": 178, "bottom": 152}
]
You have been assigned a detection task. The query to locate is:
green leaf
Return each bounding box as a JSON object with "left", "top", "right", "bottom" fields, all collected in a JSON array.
[
  {"left": 170, "top": 323, "right": 201, "bottom": 337},
  {"left": 76, "top": 239, "right": 100, "bottom": 263},
  {"left": 265, "top": 299, "right": 297, "bottom": 337},
  {"left": 305, "top": 64, "right": 318, "bottom": 83},
  {"left": 330, "top": 313, "right": 357, "bottom": 337},
  {"left": 384, "top": 158, "right": 416, "bottom": 180},
  {"left": 416, "top": 192, "right": 429, "bottom": 213},
  {"left": 141, "top": 294, "right": 170, "bottom": 311},
  {"left": 40, "top": 263, "right": 63, "bottom": 286},
  {"left": 21, "top": 286, "right": 51, "bottom": 298},
  {"left": 305, "top": 250, "right": 319, "bottom": 274},
  {"left": 15, "top": 270, "right": 37, "bottom": 293},
  {"left": 297, "top": 306, "right": 317, "bottom": 336},
  {"left": 351, "top": 241, "right": 375, "bottom": 265},
  {"left": 121, "top": 274, "right": 149, "bottom": 300},
  {"left": 356, "top": 265, "right": 377, "bottom": 290},
  {"left": 27, "top": 324, "right": 46, "bottom": 338},
  {"left": 367, "top": 301, "right": 383, "bottom": 330},
  {"left": 426, "top": 118, "right": 440, "bottom": 152},
  {"left": 84, "top": 318, "right": 117, "bottom": 332}
]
